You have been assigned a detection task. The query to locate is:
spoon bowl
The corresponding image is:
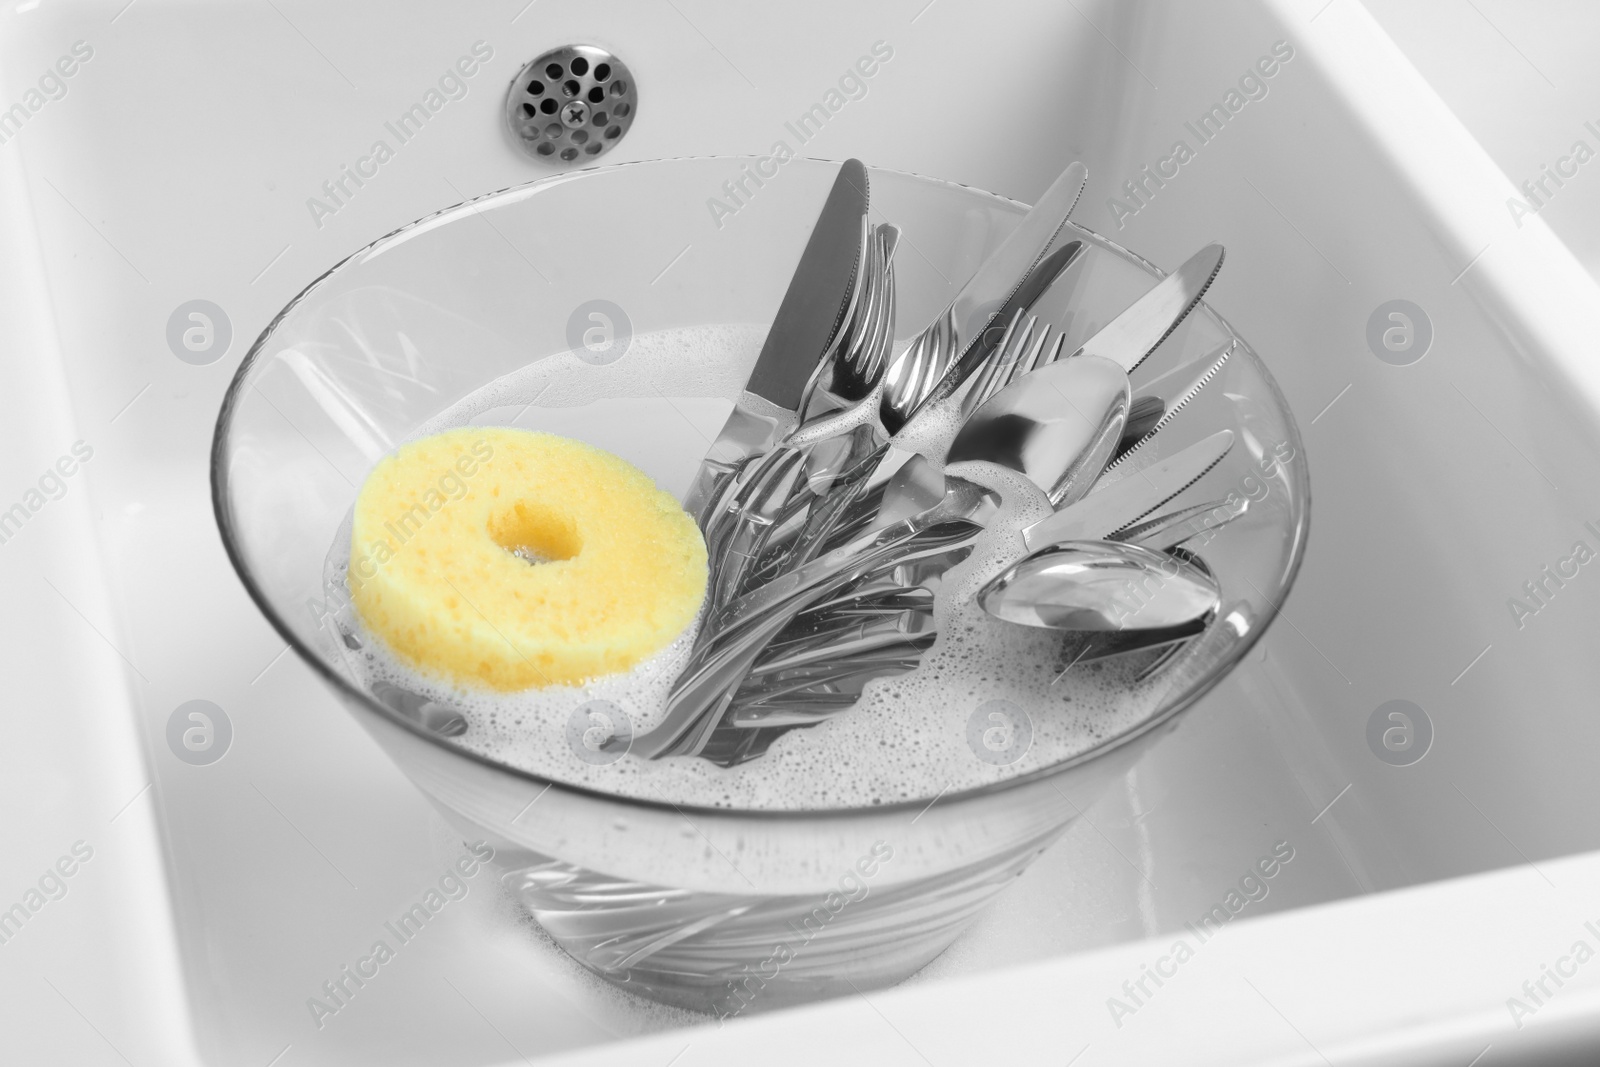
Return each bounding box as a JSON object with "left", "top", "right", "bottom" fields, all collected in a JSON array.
[
  {"left": 977, "top": 539, "right": 1220, "bottom": 632},
  {"left": 947, "top": 354, "right": 1130, "bottom": 507}
]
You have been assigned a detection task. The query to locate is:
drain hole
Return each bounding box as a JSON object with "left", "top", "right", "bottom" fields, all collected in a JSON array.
[{"left": 508, "top": 47, "right": 633, "bottom": 166}]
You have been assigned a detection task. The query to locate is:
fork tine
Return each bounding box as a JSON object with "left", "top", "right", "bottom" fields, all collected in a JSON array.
[
  {"left": 1015, "top": 324, "right": 1054, "bottom": 381},
  {"left": 984, "top": 313, "right": 1039, "bottom": 405},
  {"left": 863, "top": 227, "right": 894, "bottom": 381},
  {"left": 962, "top": 308, "right": 1024, "bottom": 411},
  {"left": 1037, "top": 330, "right": 1068, "bottom": 369}
]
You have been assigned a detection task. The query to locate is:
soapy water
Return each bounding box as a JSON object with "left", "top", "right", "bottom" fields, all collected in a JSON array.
[{"left": 322, "top": 323, "right": 1175, "bottom": 811}]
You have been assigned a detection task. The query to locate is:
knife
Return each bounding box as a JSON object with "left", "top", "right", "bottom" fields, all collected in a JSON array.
[
  {"left": 683, "top": 159, "right": 870, "bottom": 527},
  {"left": 900, "top": 238, "right": 1088, "bottom": 429},
  {"left": 882, "top": 162, "right": 1090, "bottom": 435},
  {"left": 1022, "top": 429, "right": 1234, "bottom": 550},
  {"left": 1074, "top": 243, "right": 1225, "bottom": 375},
  {"left": 1096, "top": 339, "right": 1234, "bottom": 488}
]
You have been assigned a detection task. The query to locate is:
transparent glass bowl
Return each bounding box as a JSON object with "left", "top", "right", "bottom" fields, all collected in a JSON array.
[{"left": 211, "top": 157, "right": 1308, "bottom": 1015}]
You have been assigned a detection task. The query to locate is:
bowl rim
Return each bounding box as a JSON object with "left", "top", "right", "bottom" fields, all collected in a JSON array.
[{"left": 210, "top": 154, "right": 1309, "bottom": 821}]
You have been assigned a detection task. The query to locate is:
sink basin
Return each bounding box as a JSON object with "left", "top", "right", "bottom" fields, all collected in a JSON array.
[{"left": 6, "top": 0, "right": 1600, "bottom": 1063}]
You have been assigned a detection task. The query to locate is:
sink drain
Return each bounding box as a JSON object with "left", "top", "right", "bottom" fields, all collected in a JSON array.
[{"left": 506, "top": 45, "right": 637, "bottom": 164}]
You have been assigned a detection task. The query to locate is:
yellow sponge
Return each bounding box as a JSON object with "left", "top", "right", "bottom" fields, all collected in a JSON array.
[{"left": 348, "top": 426, "right": 706, "bottom": 690}]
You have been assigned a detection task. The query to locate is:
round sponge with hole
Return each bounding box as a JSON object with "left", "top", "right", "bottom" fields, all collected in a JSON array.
[{"left": 348, "top": 426, "right": 706, "bottom": 690}]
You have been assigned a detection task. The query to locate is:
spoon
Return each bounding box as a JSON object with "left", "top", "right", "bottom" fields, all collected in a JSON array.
[
  {"left": 946, "top": 352, "right": 1130, "bottom": 508},
  {"left": 977, "top": 540, "right": 1219, "bottom": 632}
]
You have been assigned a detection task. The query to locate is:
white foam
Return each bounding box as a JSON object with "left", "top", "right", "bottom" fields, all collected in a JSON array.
[{"left": 330, "top": 323, "right": 1173, "bottom": 811}]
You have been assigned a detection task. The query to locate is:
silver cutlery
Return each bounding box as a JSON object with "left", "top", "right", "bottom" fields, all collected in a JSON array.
[
  {"left": 709, "top": 354, "right": 1136, "bottom": 645},
  {"left": 1075, "top": 244, "right": 1224, "bottom": 375},
  {"left": 634, "top": 525, "right": 979, "bottom": 758},
  {"left": 1022, "top": 429, "right": 1235, "bottom": 552},
  {"left": 1100, "top": 340, "right": 1233, "bottom": 485},
  {"left": 946, "top": 353, "right": 1129, "bottom": 508},
  {"left": 1116, "top": 495, "right": 1248, "bottom": 553},
  {"left": 977, "top": 539, "right": 1220, "bottom": 632},
  {"left": 649, "top": 166, "right": 1248, "bottom": 761},
  {"left": 684, "top": 159, "right": 870, "bottom": 529},
  {"left": 704, "top": 221, "right": 902, "bottom": 614},
  {"left": 878, "top": 161, "right": 1089, "bottom": 433}
]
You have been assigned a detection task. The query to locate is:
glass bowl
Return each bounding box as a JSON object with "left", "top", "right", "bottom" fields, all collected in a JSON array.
[{"left": 212, "top": 156, "right": 1309, "bottom": 1015}]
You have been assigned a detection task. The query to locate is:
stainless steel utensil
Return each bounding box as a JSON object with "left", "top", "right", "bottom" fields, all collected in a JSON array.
[
  {"left": 882, "top": 237, "right": 1089, "bottom": 434},
  {"left": 977, "top": 539, "right": 1220, "bottom": 632},
  {"left": 804, "top": 223, "right": 901, "bottom": 408},
  {"left": 1022, "top": 429, "right": 1235, "bottom": 551},
  {"left": 705, "top": 221, "right": 902, "bottom": 613},
  {"left": 782, "top": 240, "right": 1229, "bottom": 577},
  {"left": 1101, "top": 340, "right": 1233, "bottom": 484},
  {"left": 878, "top": 161, "right": 1089, "bottom": 431},
  {"left": 634, "top": 523, "right": 980, "bottom": 758},
  {"left": 639, "top": 352, "right": 1139, "bottom": 759},
  {"left": 1073, "top": 244, "right": 1224, "bottom": 375},
  {"left": 946, "top": 353, "right": 1130, "bottom": 508},
  {"left": 684, "top": 159, "right": 870, "bottom": 527},
  {"left": 1115, "top": 495, "right": 1248, "bottom": 552}
]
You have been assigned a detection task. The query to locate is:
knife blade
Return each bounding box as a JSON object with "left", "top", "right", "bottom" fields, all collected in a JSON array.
[
  {"left": 1073, "top": 243, "right": 1225, "bottom": 375},
  {"left": 898, "top": 238, "right": 1088, "bottom": 429},
  {"left": 1022, "top": 429, "right": 1234, "bottom": 550},
  {"left": 948, "top": 161, "right": 1090, "bottom": 354},
  {"left": 1097, "top": 339, "right": 1234, "bottom": 487},
  {"left": 683, "top": 158, "right": 870, "bottom": 524},
  {"left": 882, "top": 164, "right": 1090, "bottom": 434}
]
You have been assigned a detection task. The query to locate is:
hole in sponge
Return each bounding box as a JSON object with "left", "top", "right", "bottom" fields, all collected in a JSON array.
[{"left": 490, "top": 503, "right": 581, "bottom": 565}]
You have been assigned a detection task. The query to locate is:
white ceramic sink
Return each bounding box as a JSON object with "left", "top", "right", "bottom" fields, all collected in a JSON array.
[{"left": 6, "top": 1, "right": 1600, "bottom": 1063}]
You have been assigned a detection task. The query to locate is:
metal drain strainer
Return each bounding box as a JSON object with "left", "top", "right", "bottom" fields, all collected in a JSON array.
[{"left": 506, "top": 45, "right": 637, "bottom": 164}]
